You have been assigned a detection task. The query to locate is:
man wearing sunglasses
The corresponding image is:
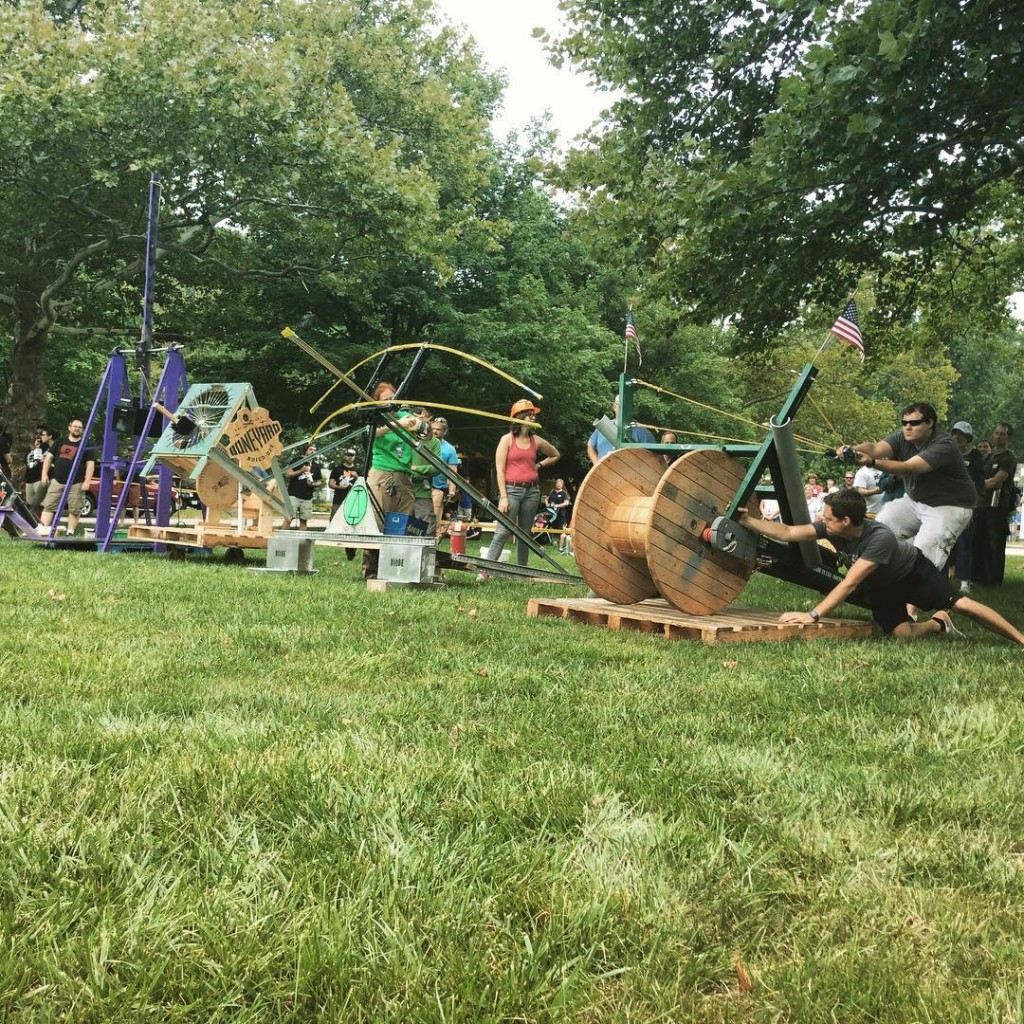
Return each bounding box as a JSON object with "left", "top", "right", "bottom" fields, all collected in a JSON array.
[{"left": 843, "top": 402, "right": 976, "bottom": 571}]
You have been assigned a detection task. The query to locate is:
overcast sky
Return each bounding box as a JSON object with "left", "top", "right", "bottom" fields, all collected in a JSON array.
[{"left": 432, "top": 0, "right": 610, "bottom": 147}]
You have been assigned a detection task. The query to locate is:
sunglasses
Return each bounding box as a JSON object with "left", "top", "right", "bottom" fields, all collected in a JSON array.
[{"left": 901, "top": 417, "right": 926, "bottom": 427}]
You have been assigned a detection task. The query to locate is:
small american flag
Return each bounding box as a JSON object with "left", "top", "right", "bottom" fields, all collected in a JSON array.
[
  {"left": 625, "top": 311, "right": 642, "bottom": 366},
  {"left": 829, "top": 299, "right": 864, "bottom": 362}
]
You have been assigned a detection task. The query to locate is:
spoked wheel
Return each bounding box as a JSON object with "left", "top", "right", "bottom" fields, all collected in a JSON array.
[{"left": 170, "top": 385, "right": 233, "bottom": 450}]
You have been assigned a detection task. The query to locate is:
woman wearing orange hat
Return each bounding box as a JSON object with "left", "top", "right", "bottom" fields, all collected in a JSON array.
[{"left": 478, "top": 399, "right": 560, "bottom": 578}]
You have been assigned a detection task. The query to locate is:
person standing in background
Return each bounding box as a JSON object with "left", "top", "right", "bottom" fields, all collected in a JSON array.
[
  {"left": 972, "top": 422, "right": 1017, "bottom": 587},
  {"left": 947, "top": 421, "right": 985, "bottom": 593},
  {"left": 478, "top": 400, "right": 560, "bottom": 579},
  {"left": 23, "top": 426, "right": 53, "bottom": 515},
  {"left": 284, "top": 443, "right": 323, "bottom": 530},
  {"left": 39, "top": 418, "right": 94, "bottom": 536},
  {"left": 430, "top": 418, "right": 460, "bottom": 538}
]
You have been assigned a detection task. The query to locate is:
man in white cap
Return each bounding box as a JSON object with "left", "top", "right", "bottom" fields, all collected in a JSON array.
[{"left": 587, "top": 393, "right": 656, "bottom": 465}]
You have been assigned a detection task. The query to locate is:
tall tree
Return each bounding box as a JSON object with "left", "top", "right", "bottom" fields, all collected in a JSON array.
[
  {"left": 0, "top": 0, "right": 499, "bottom": 456},
  {"left": 555, "top": 0, "right": 1024, "bottom": 342}
]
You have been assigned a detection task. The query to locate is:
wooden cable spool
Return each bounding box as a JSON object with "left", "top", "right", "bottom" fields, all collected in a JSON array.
[
  {"left": 195, "top": 463, "right": 239, "bottom": 511},
  {"left": 572, "top": 448, "right": 758, "bottom": 614}
]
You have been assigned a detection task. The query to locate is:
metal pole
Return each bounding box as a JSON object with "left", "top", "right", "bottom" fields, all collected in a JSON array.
[{"left": 137, "top": 172, "right": 161, "bottom": 389}]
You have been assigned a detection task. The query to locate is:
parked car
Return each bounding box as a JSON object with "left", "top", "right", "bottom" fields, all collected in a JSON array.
[{"left": 80, "top": 477, "right": 189, "bottom": 518}]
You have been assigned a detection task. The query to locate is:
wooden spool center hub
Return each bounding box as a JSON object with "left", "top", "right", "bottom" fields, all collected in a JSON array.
[
  {"left": 607, "top": 496, "right": 655, "bottom": 556},
  {"left": 572, "top": 447, "right": 757, "bottom": 615}
]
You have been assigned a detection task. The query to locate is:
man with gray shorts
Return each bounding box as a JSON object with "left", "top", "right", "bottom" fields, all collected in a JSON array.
[
  {"left": 40, "top": 418, "right": 94, "bottom": 536},
  {"left": 284, "top": 443, "right": 323, "bottom": 530},
  {"left": 845, "top": 402, "right": 975, "bottom": 570}
]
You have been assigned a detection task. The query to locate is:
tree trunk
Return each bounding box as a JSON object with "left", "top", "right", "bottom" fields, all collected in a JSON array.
[{"left": 1, "top": 311, "right": 48, "bottom": 489}]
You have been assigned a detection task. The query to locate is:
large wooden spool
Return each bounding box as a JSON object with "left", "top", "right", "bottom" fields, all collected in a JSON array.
[{"left": 572, "top": 448, "right": 757, "bottom": 615}]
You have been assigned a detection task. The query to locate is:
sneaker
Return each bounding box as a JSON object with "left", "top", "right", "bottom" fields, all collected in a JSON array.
[
  {"left": 959, "top": 580, "right": 970, "bottom": 594},
  {"left": 932, "top": 610, "right": 964, "bottom": 637},
  {"left": 476, "top": 572, "right": 489, "bottom": 582}
]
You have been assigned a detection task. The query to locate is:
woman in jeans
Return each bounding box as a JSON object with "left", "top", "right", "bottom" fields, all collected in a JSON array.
[{"left": 478, "top": 399, "right": 560, "bottom": 579}]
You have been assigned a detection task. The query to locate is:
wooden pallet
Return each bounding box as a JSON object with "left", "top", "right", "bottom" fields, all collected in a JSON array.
[
  {"left": 526, "top": 596, "right": 873, "bottom": 645},
  {"left": 127, "top": 524, "right": 269, "bottom": 549}
]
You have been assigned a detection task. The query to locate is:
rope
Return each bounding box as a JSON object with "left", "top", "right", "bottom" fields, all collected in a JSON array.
[
  {"left": 806, "top": 392, "right": 843, "bottom": 444},
  {"left": 634, "top": 379, "right": 832, "bottom": 451},
  {"left": 637, "top": 423, "right": 822, "bottom": 454},
  {"left": 636, "top": 423, "right": 761, "bottom": 447}
]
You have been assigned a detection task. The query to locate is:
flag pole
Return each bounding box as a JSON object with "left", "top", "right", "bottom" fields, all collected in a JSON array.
[
  {"left": 623, "top": 305, "right": 632, "bottom": 375},
  {"left": 813, "top": 331, "right": 836, "bottom": 361}
]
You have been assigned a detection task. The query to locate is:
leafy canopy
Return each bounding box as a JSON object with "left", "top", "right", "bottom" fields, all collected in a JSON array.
[
  {"left": 0, "top": 0, "right": 500, "bottom": 440},
  {"left": 556, "top": 0, "right": 1024, "bottom": 340}
]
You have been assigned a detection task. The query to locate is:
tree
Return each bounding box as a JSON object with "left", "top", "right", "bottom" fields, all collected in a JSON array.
[
  {"left": 555, "top": 0, "right": 1024, "bottom": 342},
  {"left": 0, "top": 0, "right": 500, "bottom": 462}
]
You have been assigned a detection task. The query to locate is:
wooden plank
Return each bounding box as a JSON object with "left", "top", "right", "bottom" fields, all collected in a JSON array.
[
  {"left": 127, "top": 524, "right": 269, "bottom": 549},
  {"left": 526, "top": 597, "right": 872, "bottom": 646}
]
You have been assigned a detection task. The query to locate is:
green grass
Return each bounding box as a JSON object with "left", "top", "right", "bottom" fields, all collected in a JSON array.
[{"left": 2, "top": 538, "right": 1024, "bottom": 1022}]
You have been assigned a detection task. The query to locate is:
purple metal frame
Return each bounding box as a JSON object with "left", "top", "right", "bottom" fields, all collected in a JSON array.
[{"left": 44, "top": 347, "right": 188, "bottom": 547}]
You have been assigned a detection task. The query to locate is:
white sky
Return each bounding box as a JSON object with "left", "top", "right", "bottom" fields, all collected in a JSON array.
[{"left": 432, "top": 0, "right": 611, "bottom": 147}]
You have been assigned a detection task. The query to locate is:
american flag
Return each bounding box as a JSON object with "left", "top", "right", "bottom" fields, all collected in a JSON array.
[
  {"left": 829, "top": 299, "right": 864, "bottom": 362},
  {"left": 625, "top": 311, "right": 642, "bottom": 366}
]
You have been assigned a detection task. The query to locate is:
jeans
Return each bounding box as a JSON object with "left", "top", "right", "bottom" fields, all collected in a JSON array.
[{"left": 485, "top": 483, "right": 540, "bottom": 567}]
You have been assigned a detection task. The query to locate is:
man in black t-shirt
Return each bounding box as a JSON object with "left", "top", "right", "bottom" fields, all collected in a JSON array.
[
  {"left": 972, "top": 421, "right": 1018, "bottom": 587},
  {"left": 738, "top": 489, "right": 1023, "bottom": 644},
  {"left": 40, "top": 418, "right": 94, "bottom": 535},
  {"left": 284, "top": 443, "right": 323, "bottom": 529},
  {"left": 328, "top": 448, "right": 360, "bottom": 519}
]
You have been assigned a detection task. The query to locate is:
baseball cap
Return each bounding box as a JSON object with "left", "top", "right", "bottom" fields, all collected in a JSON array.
[
  {"left": 344, "top": 448, "right": 356, "bottom": 456},
  {"left": 510, "top": 399, "right": 541, "bottom": 417},
  {"left": 951, "top": 420, "right": 973, "bottom": 438}
]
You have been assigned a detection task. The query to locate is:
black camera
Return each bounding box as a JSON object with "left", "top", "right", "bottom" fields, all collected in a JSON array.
[{"left": 826, "top": 445, "right": 857, "bottom": 463}]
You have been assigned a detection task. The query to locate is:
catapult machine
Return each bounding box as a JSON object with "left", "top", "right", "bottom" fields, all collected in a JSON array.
[
  {"left": 572, "top": 362, "right": 864, "bottom": 615},
  {"left": 131, "top": 383, "right": 293, "bottom": 552}
]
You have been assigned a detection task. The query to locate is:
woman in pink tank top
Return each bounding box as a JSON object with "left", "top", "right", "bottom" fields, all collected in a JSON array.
[{"left": 479, "top": 399, "right": 560, "bottom": 576}]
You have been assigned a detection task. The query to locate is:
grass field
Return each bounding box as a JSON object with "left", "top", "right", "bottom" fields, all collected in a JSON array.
[{"left": 2, "top": 536, "right": 1024, "bottom": 1022}]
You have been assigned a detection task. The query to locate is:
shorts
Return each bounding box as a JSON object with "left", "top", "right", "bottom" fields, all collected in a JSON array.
[
  {"left": 42, "top": 479, "right": 83, "bottom": 517},
  {"left": 869, "top": 550, "right": 958, "bottom": 634},
  {"left": 25, "top": 480, "right": 46, "bottom": 509},
  {"left": 289, "top": 497, "right": 314, "bottom": 521}
]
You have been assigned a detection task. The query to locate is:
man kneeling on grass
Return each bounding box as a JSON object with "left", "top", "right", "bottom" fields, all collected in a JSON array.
[{"left": 738, "top": 489, "right": 1024, "bottom": 645}]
